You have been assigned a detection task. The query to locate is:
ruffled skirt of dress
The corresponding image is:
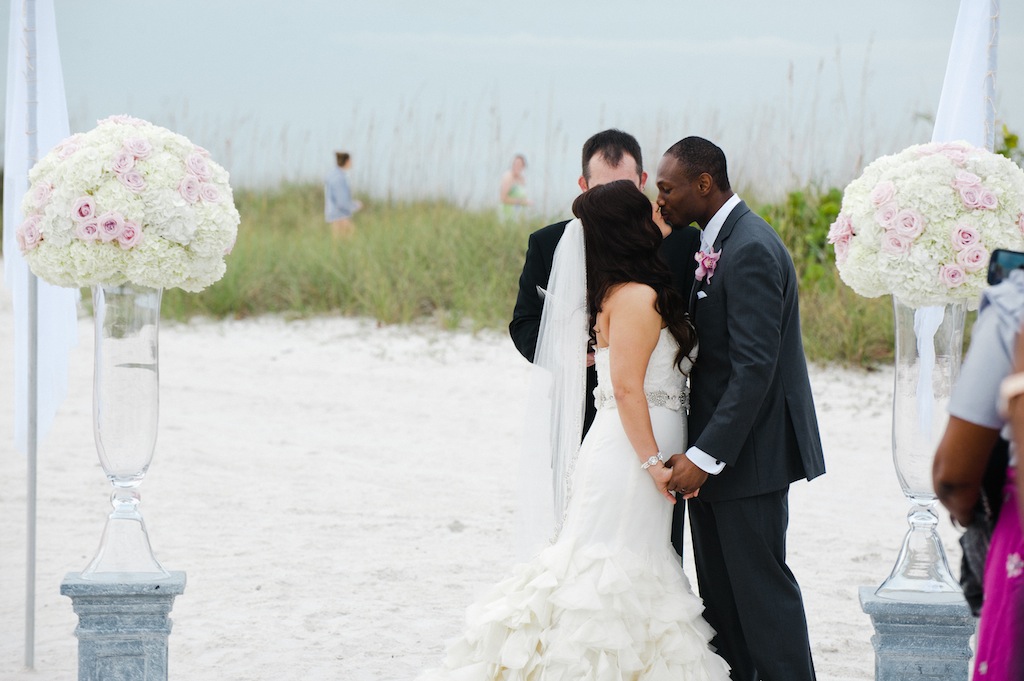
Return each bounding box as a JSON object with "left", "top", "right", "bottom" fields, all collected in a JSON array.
[
  {"left": 418, "top": 405, "right": 730, "bottom": 681},
  {"left": 417, "top": 537, "right": 729, "bottom": 681}
]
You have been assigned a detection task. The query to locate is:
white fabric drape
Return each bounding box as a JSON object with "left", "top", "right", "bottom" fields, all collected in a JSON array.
[
  {"left": 515, "top": 219, "right": 588, "bottom": 560},
  {"left": 918, "top": 1, "right": 999, "bottom": 437},
  {"left": 931, "top": 0, "right": 999, "bottom": 149},
  {"left": 3, "top": 0, "right": 78, "bottom": 454}
]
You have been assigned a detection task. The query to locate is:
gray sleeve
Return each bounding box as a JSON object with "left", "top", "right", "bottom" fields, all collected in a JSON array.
[{"left": 947, "top": 307, "right": 1014, "bottom": 429}]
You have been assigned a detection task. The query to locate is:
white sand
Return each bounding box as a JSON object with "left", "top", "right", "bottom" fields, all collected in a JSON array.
[{"left": 0, "top": 279, "right": 967, "bottom": 680}]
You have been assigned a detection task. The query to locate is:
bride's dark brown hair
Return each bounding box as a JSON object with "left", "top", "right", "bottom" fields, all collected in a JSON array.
[{"left": 571, "top": 179, "right": 696, "bottom": 369}]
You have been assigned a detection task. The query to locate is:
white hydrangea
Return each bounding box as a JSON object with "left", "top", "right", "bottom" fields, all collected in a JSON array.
[
  {"left": 828, "top": 141, "right": 1024, "bottom": 309},
  {"left": 16, "top": 116, "right": 240, "bottom": 292}
]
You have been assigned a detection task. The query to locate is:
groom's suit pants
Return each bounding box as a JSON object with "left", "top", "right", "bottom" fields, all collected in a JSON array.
[
  {"left": 671, "top": 497, "right": 686, "bottom": 562},
  {"left": 688, "top": 488, "right": 815, "bottom": 681}
]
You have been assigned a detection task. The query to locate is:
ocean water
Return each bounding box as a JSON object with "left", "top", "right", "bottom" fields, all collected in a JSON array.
[{"left": 5, "top": 0, "right": 1024, "bottom": 213}]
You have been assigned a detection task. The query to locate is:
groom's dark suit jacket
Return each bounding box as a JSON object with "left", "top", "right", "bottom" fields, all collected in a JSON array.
[
  {"left": 688, "top": 200, "right": 825, "bottom": 500},
  {"left": 510, "top": 219, "right": 701, "bottom": 433}
]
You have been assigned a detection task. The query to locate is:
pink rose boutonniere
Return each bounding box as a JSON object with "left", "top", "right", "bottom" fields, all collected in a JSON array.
[{"left": 694, "top": 246, "right": 721, "bottom": 283}]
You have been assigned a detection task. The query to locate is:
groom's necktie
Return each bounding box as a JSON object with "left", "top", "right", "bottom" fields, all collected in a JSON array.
[
  {"left": 688, "top": 278, "right": 699, "bottom": 319},
  {"left": 688, "top": 237, "right": 711, "bottom": 319}
]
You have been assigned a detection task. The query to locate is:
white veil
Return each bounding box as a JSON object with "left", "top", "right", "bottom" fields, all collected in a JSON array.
[{"left": 515, "top": 218, "right": 589, "bottom": 560}]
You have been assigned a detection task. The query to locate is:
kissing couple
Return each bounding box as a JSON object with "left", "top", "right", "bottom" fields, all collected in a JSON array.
[{"left": 419, "top": 130, "right": 826, "bottom": 681}]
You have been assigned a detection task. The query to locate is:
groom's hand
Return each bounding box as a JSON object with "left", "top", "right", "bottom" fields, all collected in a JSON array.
[{"left": 666, "top": 454, "right": 709, "bottom": 496}]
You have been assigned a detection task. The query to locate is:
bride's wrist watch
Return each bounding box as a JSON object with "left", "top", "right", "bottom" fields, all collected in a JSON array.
[{"left": 641, "top": 453, "right": 663, "bottom": 470}]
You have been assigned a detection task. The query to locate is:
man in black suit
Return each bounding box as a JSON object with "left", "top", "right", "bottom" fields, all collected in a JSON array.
[
  {"left": 656, "top": 136, "right": 825, "bottom": 681},
  {"left": 509, "top": 128, "right": 701, "bottom": 433}
]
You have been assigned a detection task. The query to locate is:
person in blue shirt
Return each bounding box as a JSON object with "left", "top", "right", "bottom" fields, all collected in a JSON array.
[{"left": 324, "top": 151, "right": 362, "bottom": 238}]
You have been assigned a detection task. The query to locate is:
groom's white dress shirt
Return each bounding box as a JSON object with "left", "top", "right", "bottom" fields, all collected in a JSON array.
[{"left": 685, "top": 193, "right": 741, "bottom": 475}]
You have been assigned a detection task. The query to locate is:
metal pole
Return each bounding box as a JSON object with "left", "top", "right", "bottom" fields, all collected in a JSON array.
[
  {"left": 984, "top": 0, "right": 999, "bottom": 151},
  {"left": 24, "top": 0, "right": 39, "bottom": 670}
]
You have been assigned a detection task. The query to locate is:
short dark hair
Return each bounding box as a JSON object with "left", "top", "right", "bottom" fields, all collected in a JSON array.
[
  {"left": 335, "top": 151, "right": 351, "bottom": 167},
  {"left": 581, "top": 129, "right": 643, "bottom": 181},
  {"left": 663, "top": 136, "right": 730, "bottom": 192}
]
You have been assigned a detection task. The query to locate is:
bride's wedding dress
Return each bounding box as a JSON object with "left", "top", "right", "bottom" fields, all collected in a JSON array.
[{"left": 419, "top": 328, "right": 730, "bottom": 680}]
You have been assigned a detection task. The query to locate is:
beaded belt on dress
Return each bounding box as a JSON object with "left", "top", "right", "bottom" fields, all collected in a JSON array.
[{"left": 593, "top": 388, "right": 689, "bottom": 412}]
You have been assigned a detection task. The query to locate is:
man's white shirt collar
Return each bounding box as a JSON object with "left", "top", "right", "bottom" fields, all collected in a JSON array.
[{"left": 700, "top": 193, "right": 742, "bottom": 251}]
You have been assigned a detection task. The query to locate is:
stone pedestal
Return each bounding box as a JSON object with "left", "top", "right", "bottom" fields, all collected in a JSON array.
[
  {"left": 859, "top": 585, "right": 975, "bottom": 681},
  {"left": 61, "top": 571, "right": 186, "bottom": 681}
]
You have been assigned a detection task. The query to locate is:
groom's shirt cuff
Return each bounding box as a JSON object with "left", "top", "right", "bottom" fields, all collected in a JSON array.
[{"left": 686, "top": 446, "right": 726, "bottom": 475}]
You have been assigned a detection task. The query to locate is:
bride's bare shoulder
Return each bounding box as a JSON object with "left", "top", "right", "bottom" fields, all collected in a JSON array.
[{"left": 603, "top": 282, "right": 657, "bottom": 308}]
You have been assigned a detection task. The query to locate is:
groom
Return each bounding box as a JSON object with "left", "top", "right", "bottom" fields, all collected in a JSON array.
[
  {"left": 656, "top": 136, "right": 825, "bottom": 681},
  {"left": 509, "top": 128, "right": 701, "bottom": 434}
]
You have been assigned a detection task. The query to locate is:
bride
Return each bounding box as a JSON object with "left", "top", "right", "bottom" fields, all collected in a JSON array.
[{"left": 419, "top": 180, "right": 730, "bottom": 680}]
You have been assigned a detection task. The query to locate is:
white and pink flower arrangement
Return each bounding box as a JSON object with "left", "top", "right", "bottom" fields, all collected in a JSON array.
[
  {"left": 828, "top": 140, "right": 1024, "bottom": 309},
  {"left": 15, "top": 115, "right": 240, "bottom": 292}
]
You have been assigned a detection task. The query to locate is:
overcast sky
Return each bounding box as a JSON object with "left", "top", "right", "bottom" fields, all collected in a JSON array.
[{"left": 4, "top": 1, "right": 1021, "bottom": 208}]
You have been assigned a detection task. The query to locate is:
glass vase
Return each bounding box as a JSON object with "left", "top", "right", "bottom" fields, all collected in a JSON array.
[
  {"left": 81, "top": 283, "right": 170, "bottom": 581},
  {"left": 875, "top": 297, "right": 966, "bottom": 602}
]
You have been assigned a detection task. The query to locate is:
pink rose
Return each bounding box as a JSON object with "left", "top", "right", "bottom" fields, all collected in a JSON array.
[
  {"left": 939, "top": 264, "right": 967, "bottom": 287},
  {"left": 978, "top": 190, "right": 998, "bottom": 211},
  {"left": 16, "top": 216, "right": 42, "bottom": 252},
  {"left": 179, "top": 175, "right": 201, "bottom": 203},
  {"left": 109, "top": 149, "right": 135, "bottom": 174},
  {"left": 881, "top": 232, "right": 912, "bottom": 255},
  {"left": 956, "top": 244, "right": 988, "bottom": 273},
  {"left": 694, "top": 246, "right": 721, "bottom": 283},
  {"left": 870, "top": 181, "right": 896, "bottom": 207},
  {"left": 193, "top": 145, "right": 211, "bottom": 157},
  {"left": 97, "top": 211, "right": 125, "bottom": 242},
  {"left": 124, "top": 137, "right": 152, "bottom": 159},
  {"left": 834, "top": 237, "right": 850, "bottom": 264},
  {"left": 959, "top": 185, "right": 983, "bottom": 209},
  {"left": 55, "top": 135, "right": 81, "bottom": 159},
  {"left": 921, "top": 142, "right": 969, "bottom": 161},
  {"left": 118, "top": 220, "right": 142, "bottom": 249},
  {"left": 950, "top": 224, "right": 980, "bottom": 251},
  {"left": 827, "top": 213, "right": 854, "bottom": 243},
  {"left": 100, "top": 114, "right": 145, "bottom": 126},
  {"left": 1018, "top": 212, "right": 1024, "bottom": 237},
  {"left": 72, "top": 196, "right": 96, "bottom": 221},
  {"left": 118, "top": 170, "right": 146, "bottom": 192},
  {"left": 952, "top": 170, "right": 982, "bottom": 190},
  {"left": 31, "top": 182, "right": 53, "bottom": 208},
  {"left": 892, "top": 208, "right": 925, "bottom": 239},
  {"left": 941, "top": 147, "right": 969, "bottom": 166},
  {"left": 199, "top": 183, "right": 221, "bottom": 203},
  {"left": 874, "top": 202, "right": 900, "bottom": 229},
  {"left": 186, "top": 153, "right": 212, "bottom": 181},
  {"left": 75, "top": 220, "right": 100, "bottom": 241}
]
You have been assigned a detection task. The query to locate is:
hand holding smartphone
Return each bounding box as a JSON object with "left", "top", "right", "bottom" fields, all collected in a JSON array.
[{"left": 987, "top": 248, "right": 1024, "bottom": 285}]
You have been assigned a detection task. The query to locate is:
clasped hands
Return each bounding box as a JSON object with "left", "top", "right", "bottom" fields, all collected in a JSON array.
[
  {"left": 664, "top": 453, "right": 708, "bottom": 500},
  {"left": 646, "top": 453, "right": 707, "bottom": 502}
]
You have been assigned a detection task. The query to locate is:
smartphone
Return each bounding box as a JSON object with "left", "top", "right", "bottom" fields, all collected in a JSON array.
[{"left": 987, "top": 248, "right": 1024, "bottom": 285}]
